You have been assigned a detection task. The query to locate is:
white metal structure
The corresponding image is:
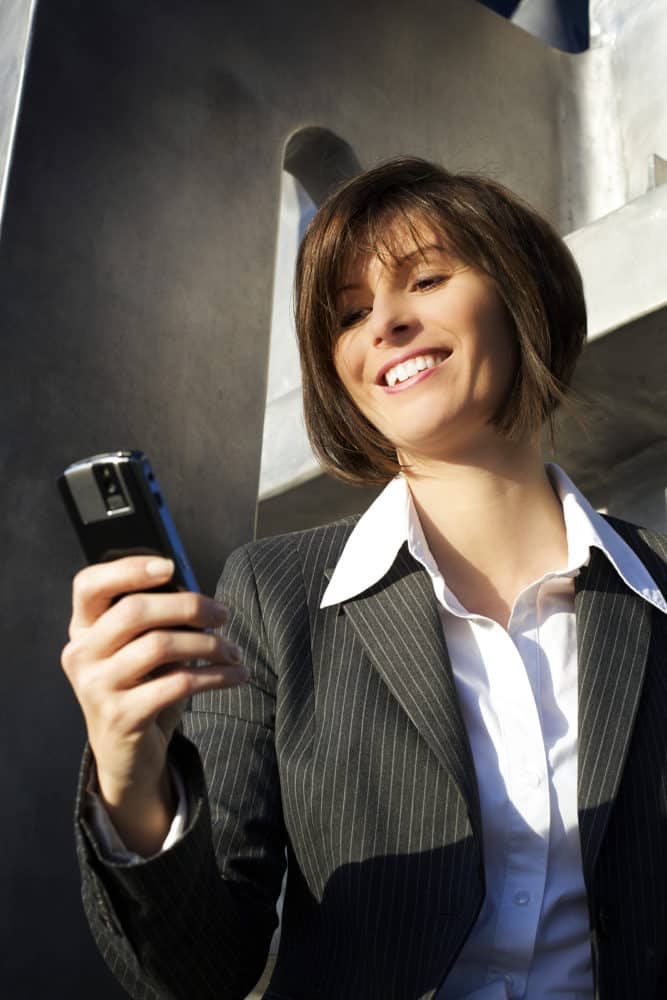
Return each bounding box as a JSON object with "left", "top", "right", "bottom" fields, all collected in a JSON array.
[{"left": 260, "top": 0, "right": 667, "bottom": 531}]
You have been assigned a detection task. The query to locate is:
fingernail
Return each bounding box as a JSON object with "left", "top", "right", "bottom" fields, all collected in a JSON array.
[
  {"left": 213, "top": 603, "right": 229, "bottom": 622},
  {"left": 146, "top": 557, "right": 174, "bottom": 577},
  {"left": 229, "top": 644, "right": 242, "bottom": 663}
]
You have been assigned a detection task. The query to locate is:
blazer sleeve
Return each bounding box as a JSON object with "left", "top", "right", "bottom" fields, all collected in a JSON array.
[{"left": 74, "top": 543, "right": 287, "bottom": 1000}]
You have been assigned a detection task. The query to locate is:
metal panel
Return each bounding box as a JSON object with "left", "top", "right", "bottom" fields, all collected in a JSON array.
[
  {"left": 591, "top": 0, "right": 667, "bottom": 201},
  {"left": 0, "top": 5, "right": 571, "bottom": 991},
  {"left": 0, "top": 0, "right": 36, "bottom": 236},
  {"left": 0, "top": 0, "right": 663, "bottom": 994}
]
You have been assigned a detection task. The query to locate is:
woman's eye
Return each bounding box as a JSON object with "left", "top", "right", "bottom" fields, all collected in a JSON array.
[
  {"left": 339, "top": 307, "right": 370, "bottom": 329},
  {"left": 413, "top": 274, "right": 446, "bottom": 291}
]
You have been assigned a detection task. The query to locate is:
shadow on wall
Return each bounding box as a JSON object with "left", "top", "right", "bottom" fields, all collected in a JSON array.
[
  {"left": 284, "top": 127, "right": 361, "bottom": 207},
  {"left": 258, "top": 126, "right": 362, "bottom": 501}
]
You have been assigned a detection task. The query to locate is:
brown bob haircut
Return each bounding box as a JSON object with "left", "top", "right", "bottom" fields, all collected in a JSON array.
[{"left": 294, "top": 156, "right": 587, "bottom": 485}]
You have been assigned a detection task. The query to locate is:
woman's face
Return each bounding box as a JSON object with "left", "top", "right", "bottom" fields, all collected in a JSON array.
[{"left": 332, "top": 228, "right": 518, "bottom": 464}]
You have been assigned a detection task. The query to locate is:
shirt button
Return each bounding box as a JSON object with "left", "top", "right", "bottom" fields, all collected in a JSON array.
[{"left": 513, "top": 890, "right": 530, "bottom": 905}]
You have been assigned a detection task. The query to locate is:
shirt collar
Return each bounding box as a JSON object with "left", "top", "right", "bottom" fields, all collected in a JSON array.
[
  {"left": 548, "top": 463, "right": 667, "bottom": 612},
  {"left": 320, "top": 463, "right": 667, "bottom": 614},
  {"left": 320, "top": 476, "right": 409, "bottom": 609}
]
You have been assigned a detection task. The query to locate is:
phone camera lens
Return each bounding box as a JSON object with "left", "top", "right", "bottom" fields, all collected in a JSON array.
[{"left": 94, "top": 464, "right": 130, "bottom": 513}]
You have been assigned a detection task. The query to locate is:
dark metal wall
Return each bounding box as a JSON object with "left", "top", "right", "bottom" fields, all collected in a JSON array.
[{"left": 1, "top": 1, "right": 571, "bottom": 993}]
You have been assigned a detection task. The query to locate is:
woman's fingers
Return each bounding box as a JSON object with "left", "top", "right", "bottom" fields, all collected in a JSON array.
[
  {"left": 104, "top": 627, "right": 244, "bottom": 688},
  {"left": 62, "top": 598, "right": 236, "bottom": 692},
  {"left": 69, "top": 555, "right": 179, "bottom": 633},
  {"left": 72, "top": 588, "right": 229, "bottom": 661},
  {"left": 62, "top": 554, "right": 248, "bottom": 769},
  {"left": 112, "top": 662, "right": 249, "bottom": 733},
  {"left": 61, "top": 557, "right": 249, "bottom": 838}
]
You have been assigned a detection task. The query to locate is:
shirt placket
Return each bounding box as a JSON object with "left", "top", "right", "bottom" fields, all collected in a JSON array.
[{"left": 483, "top": 593, "right": 550, "bottom": 997}]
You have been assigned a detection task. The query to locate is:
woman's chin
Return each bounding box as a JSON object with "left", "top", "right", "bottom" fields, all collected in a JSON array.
[{"left": 394, "top": 424, "right": 509, "bottom": 468}]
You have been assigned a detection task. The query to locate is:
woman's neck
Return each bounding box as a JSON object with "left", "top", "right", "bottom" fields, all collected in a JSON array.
[{"left": 402, "top": 439, "right": 569, "bottom": 627}]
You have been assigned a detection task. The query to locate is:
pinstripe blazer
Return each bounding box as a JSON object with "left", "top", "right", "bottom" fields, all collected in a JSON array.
[{"left": 75, "top": 514, "right": 667, "bottom": 1000}]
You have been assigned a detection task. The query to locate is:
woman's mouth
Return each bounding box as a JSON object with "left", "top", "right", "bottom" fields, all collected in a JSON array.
[{"left": 381, "top": 351, "right": 450, "bottom": 390}]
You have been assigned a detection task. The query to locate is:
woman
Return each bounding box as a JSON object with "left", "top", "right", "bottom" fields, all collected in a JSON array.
[{"left": 63, "top": 158, "right": 667, "bottom": 1000}]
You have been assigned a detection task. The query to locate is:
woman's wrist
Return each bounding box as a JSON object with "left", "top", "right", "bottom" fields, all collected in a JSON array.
[{"left": 97, "top": 765, "right": 177, "bottom": 857}]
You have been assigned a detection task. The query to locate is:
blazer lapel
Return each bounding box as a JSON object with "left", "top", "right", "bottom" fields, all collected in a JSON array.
[
  {"left": 336, "top": 544, "right": 482, "bottom": 838},
  {"left": 576, "top": 546, "right": 652, "bottom": 883}
]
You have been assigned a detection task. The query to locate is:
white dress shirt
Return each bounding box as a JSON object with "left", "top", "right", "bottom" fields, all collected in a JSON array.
[
  {"left": 320, "top": 464, "right": 666, "bottom": 1000},
  {"left": 90, "top": 465, "right": 666, "bottom": 999}
]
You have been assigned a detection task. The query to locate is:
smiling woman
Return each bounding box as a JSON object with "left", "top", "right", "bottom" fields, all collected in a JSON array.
[
  {"left": 295, "top": 157, "right": 586, "bottom": 482},
  {"left": 66, "top": 156, "right": 667, "bottom": 1000},
  {"left": 332, "top": 240, "right": 518, "bottom": 465}
]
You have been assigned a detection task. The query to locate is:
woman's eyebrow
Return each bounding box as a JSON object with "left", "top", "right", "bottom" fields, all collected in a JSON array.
[
  {"left": 395, "top": 243, "right": 449, "bottom": 264},
  {"left": 334, "top": 244, "right": 451, "bottom": 297}
]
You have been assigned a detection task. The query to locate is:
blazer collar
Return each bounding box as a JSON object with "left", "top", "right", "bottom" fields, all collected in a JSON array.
[
  {"left": 575, "top": 542, "right": 655, "bottom": 884},
  {"left": 320, "top": 468, "right": 667, "bottom": 616},
  {"left": 336, "top": 542, "right": 659, "bottom": 886},
  {"left": 322, "top": 472, "right": 666, "bottom": 876},
  {"left": 332, "top": 545, "right": 483, "bottom": 841}
]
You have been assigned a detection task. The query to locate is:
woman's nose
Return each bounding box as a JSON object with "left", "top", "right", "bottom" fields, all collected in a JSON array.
[{"left": 369, "top": 293, "right": 417, "bottom": 346}]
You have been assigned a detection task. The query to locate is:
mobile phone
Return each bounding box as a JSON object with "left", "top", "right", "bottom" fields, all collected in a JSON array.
[{"left": 58, "top": 450, "right": 199, "bottom": 592}]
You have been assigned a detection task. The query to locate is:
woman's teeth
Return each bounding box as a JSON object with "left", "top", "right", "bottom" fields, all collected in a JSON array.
[{"left": 384, "top": 353, "right": 447, "bottom": 387}]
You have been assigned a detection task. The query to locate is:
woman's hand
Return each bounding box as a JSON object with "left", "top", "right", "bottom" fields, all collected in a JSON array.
[{"left": 61, "top": 555, "right": 247, "bottom": 855}]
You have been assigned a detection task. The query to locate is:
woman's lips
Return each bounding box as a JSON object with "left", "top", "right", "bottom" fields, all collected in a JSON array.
[{"left": 380, "top": 352, "right": 451, "bottom": 393}]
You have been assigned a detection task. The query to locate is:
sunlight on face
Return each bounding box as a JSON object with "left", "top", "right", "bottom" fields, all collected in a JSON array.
[{"left": 333, "top": 225, "right": 518, "bottom": 465}]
